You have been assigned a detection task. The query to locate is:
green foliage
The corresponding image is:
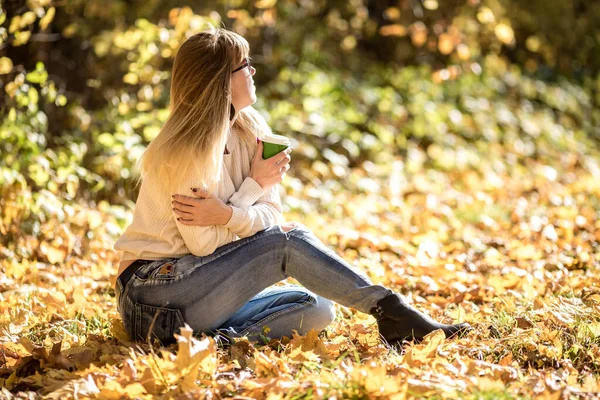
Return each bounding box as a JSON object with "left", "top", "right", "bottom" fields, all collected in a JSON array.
[{"left": 0, "top": 0, "right": 599, "bottom": 260}]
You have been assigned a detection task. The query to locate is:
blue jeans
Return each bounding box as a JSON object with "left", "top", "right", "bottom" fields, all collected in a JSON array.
[{"left": 116, "top": 223, "right": 394, "bottom": 344}]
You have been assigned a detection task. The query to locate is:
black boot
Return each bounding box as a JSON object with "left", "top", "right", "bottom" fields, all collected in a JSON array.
[{"left": 369, "top": 293, "right": 471, "bottom": 346}]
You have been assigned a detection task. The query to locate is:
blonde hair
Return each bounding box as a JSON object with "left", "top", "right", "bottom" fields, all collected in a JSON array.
[{"left": 138, "top": 26, "right": 271, "bottom": 194}]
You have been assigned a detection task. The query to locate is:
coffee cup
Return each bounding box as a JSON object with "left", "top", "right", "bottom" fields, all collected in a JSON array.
[{"left": 261, "top": 133, "right": 291, "bottom": 159}]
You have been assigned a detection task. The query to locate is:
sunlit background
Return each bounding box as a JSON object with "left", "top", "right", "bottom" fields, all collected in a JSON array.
[{"left": 1, "top": 0, "right": 600, "bottom": 397}]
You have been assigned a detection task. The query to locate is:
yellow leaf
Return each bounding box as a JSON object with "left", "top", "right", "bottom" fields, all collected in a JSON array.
[
  {"left": 40, "top": 242, "right": 67, "bottom": 264},
  {"left": 255, "top": 0, "right": 276, "bottom": 8},
  {"left": 123, "top": 72, "right": 139, "bottom": 85},
  {"left": 477, "top": 7, "right": 495, "bottom": 24},
  {"left": 403, "top": 329, "right": 445, "bottom": 366},
  {"left": 111, "top": 317, "right": 131, "bottom": 342},
  {"left": 171, "top": 324, "right": 217, "bottom": 391},
  {"left": 589, "top": 322, "right": 600, "bottom": 337},
  {"left": 98, "top": 380, "right": 127, "bottom": 400},
  {"left": 19, "top": 12, "right": 36, "bottom": 28},
  {"left": 288, "top": 347, "right": 321, "bottom": 362},
  {"left": 423, "top": 0, "right": 438, "bottom": 11},
  {"left": 510, "top": 244, "right": 542, "bottom": 260},
  {"left": 406, "top": 378, "right": 439, "bottom": 397},
  {"left": 286, "top": 329, "right": 332, "bottom": 360},
  {"left": 456, "top": 43, "right": 471, "bottom": 60},
  {"left": 6, "top": 260, "right": 27, "bottom": 280},
  {"left": 88, "top": 210, "right": 103, "bottom": 229},
  {"left": 476, "top": 376, "right": 506, "bottom": 391},
  {"left": 438, "top": 33, "right": 454, "bottom": 55},
  {"left": 447, "top": 304, "right": 468, "bottom": 324},
  {"left": 123, "top": 382, "right": 147, "bottom": 397},
  {"left": 9, "top": 16, "right": 21, "bottom": 33},
  {"left": 13, "top": 31, "right": 31, "bottom": 46},
  {"left": 484, "top": 247, "right": 504, "bottom": 266},
  {"left": 39, "top": 7, "right": 55, "bottom": 30},
  {"left": 0, "top": 57, "right": 13, "bottom": 75},
  {"left": 363, "top": 365, "right": 402, "bottom": 394},
  {"left": 379, "top": 24, "right": 408, "bottom": 37},
  {"left": 495, "top": 23, "right": 515, "bottom": 45},
  {"left": 120, "top": 359, "right": 137, "bottom": 382},
  {"left": 487, "top": 273, "right": 522, "bottom": 293},
  {"left": 582, "top": 374, "right": 599, "bottom": 392},
  {"left": 410, "top": 22, "right": 427, "bottom": 47},
  {"left": 139, "top": 366, "right": 159, "bottom": 394},
  {"left": 42, "top": 291, "right": 67, "bottom": 310}
]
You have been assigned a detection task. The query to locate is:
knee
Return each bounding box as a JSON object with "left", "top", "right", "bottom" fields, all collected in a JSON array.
[
  {"left": 279, "top": 222, "right": 315, "bottom": 242},
  {"left": 304, "top": 296, "right": 336, "bottom": 332},
  {"left": 277, "top": 221, "right": 315, "bottom": 245},
  {"left": 321, "top": 298, "right": 337, "bottom": 327},
  {"left": 280, "top": 221, "right": 306, "bottom": 233}
]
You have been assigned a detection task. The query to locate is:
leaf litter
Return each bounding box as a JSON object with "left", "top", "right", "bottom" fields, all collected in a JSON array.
[{"left": 1, "top": 147, "right": 600, "bottom": 399}]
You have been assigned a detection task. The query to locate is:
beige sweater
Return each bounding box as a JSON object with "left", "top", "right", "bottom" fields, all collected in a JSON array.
[{"left": 113, "top": 129, "right": 284, "bottom": 278}]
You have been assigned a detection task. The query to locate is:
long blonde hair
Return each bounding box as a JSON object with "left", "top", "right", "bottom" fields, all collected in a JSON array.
[{"left": 139, "top": 26, "right": 271, "bottom": 194}]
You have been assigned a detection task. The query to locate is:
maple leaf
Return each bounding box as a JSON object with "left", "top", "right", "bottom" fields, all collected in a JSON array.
[
  {"left": 286, "top": 329, "right": 334, "bottom": 361},
  {"left": 153, "top": 324, "right": 219, "bottom": 392},
  {"left": 403, "top": 329, "right": 446, "bottom": 367}
]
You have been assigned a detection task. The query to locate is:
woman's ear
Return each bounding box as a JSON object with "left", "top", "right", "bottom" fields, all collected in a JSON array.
[{"left": 229, "top": 103, "right": 235, "bottom": 121}]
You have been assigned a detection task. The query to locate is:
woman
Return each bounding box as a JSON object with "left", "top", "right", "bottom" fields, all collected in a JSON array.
[{"left": 113, "top": 26, "right": 471, "bottom": 348}]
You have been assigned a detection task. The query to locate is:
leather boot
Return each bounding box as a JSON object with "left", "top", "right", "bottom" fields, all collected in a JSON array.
[{"left": 369, "top": 293, "right": 471, "bottom": 346}]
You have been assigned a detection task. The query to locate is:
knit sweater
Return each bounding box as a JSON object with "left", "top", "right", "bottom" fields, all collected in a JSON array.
[{"left": 113, "top": 129, "right": 284, "bottom": 278}]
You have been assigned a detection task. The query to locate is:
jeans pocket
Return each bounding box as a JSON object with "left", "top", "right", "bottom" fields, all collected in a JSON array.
[
  {"left": 134, "top": 259, "right": 179, "bottom": 281},
  {"left": 134, "top": 302, "right": 185, "bottom": 345}
]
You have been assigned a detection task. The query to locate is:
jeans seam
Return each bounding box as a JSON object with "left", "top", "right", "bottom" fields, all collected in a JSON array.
[
  {"left": 287, "top": 231, "right": 346, "bottom": 267},
  {"left": 238, "top": 298, "right": 315, "bottom": 336},
  {"left": 249, "top": 286, "right": 302, "bottom": 301}
]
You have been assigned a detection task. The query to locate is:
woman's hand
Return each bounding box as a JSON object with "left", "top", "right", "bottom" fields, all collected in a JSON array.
[
  {"left": 171, "top": 190, "right": 233, "bottom": 226},
  {"left": 249, "top": 141, "right": 291, "bottom": 190}
]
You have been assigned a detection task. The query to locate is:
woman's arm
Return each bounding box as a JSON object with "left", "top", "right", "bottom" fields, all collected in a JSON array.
[
  {"left": 172, "top": 183, "right": 283, "bottom": 239},
  {"left": 176, "top": 222, "right": 235, "bottom": 256},
  {"left": 170, "top": 175, "right": 236, "bottom": 256},
  {"left": 220, "top": 140, "right": 288, "bottom": 237},
  {"left": 172, "top": 140, "right": 289, "bottom": 237},
  {"left": 223, "top": 184, "right": 284, "bottom": 238},
  {"left": 227, "top": 176, "right": 265, "bottom": 209}
]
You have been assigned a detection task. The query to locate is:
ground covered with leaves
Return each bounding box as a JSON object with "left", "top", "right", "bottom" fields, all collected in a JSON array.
[{"left": 2, "top": 134, "right": 600, "bottom": 398}]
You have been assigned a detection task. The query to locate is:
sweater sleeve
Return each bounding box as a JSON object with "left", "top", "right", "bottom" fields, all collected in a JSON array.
[
  {"left": 227, "top": 176, "right": 265, "bottom": 209},
  {"left": 175, "top": 222, "right": 234, "bottom": 256},
  {"left": 224, "top": 183, "right": 284, "bottom": 238},
  {"left": 172, "top": 172, "right": 236, "bottom": 257}
]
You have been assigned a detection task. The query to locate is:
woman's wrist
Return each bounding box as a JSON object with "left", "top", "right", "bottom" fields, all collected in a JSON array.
[
  {"left": 220, "top": 204, "right": 233, "bottom": 225},
  {"left": 249, "top": 174, "right": 264, "bottom": 188}
]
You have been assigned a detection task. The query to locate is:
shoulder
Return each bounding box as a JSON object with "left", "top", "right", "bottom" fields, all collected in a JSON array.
[{"left": 141, "top": 163, "right": 203, "bottom": 198}]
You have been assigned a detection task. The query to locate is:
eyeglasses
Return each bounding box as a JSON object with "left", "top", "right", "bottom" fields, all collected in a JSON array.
[{"left": 232, "top": 57, "right": 251, "bottom": 74}]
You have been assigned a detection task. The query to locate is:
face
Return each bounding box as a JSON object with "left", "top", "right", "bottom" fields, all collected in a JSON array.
[{"left": 230, "top": 57, "right": 256, "bottom": 114}]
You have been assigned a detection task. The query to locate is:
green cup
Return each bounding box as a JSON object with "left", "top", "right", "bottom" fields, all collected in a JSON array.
[{"left": 261, "top": 133, "right": 291, "bottom": 159}]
